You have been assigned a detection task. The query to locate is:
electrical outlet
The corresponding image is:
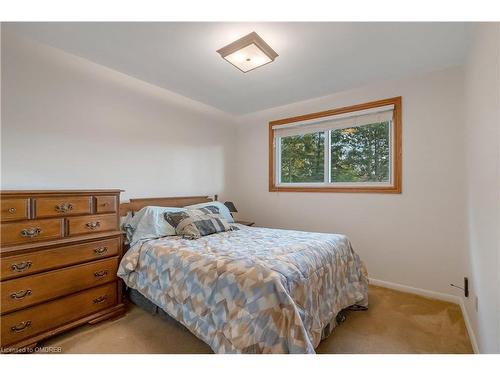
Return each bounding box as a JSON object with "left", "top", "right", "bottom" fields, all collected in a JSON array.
[{"left": 475, "top": 296, "right": 479, "bottom": 312}]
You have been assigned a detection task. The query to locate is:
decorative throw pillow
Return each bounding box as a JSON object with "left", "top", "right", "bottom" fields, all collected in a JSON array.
[
  {"left": 164, "top": 209, "right": 237, "bottom": 239},
  {"left": 185, "top": 201, "right": 235, "bottom": 223},
  {"left": 163, "top": 205, "right": 220, "bottom": 227},
  {"left": 192, "top": 205, "right": 221, "bottom": 215}
]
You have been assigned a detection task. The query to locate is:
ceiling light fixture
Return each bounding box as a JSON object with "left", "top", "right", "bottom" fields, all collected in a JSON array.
[{"left": 216, "top": 32, "right": 278, "bottom": 73}]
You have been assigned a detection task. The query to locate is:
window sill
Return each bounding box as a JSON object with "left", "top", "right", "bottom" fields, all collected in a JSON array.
[{"left": 269, "top": 185, "right": 401, "bottom": 194}]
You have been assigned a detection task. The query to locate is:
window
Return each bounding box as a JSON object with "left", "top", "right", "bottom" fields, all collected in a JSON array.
[{"left": 269, "top": 97, "right": 401, "bottom": 193}]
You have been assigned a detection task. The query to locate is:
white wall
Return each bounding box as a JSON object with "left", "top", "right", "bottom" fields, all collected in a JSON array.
[
  {"left": 230, "top": 67, "right": 468, "bottom": 300},
  {"left": 1, "top": 31, "right": 236, "bottom": 201},
  {"left": 463, "top": 23, "right": 500, "bottom": 354}
]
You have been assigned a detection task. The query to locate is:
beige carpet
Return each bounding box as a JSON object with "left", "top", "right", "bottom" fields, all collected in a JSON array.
[{"left": 41, "top": 285, "right": 473, "bottom": 354}]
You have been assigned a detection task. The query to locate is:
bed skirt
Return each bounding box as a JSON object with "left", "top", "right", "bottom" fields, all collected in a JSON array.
[{"left": 126, "top": 287, "right": 356, "bottom": 353}]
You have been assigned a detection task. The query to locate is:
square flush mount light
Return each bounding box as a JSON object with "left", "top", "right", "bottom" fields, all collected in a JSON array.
[{"left": 216, "top": 32, "right": 278, "bottom": 73}]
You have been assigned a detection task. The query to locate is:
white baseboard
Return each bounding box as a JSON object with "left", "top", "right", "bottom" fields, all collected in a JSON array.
[
  {"left": 457, "top": 298, "right": 480, "bottom": 354},
  {"left": 369, "top": 278, "right": 458, "bottom": 303},
  {"left": 369, "top": 278, "right": 479, "bottom": 354}
]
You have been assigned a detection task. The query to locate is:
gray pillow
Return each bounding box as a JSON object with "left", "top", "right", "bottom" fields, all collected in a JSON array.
[{"left": 164, "top": 209, "right": 237, "bottom": 240}]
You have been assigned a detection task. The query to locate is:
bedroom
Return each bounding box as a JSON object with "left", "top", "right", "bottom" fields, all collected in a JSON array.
[{"left": 0, "top": 0, "right": 499, "bottom": 372}]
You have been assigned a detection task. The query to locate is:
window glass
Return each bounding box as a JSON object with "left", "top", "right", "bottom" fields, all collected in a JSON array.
[
  {"left": 280, "top": 132, "right": 325, "bottom": 183},
  {"left": 330, "top": 122, "right": 390, "bottom": 183}
]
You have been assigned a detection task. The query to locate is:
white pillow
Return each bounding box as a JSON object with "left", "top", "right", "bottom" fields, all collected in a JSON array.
[
  {"left": 184, "top": 201, "right": 234, "bottom": 223},
  {"left": 123, "top": 206, "right": 186, "bottom": 245}
]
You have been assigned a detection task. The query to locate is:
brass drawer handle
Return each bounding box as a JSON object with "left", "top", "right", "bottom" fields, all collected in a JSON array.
[
  {"left": 8, "top": 207, "right": 17, "bottom": 213},
  {"left": 94, "top": 247, "right": 108, "bottom": 255},
  {"left": 93, "top": 295, "right": 107, "bottom": 304},
  {"left": 55, "top": 202, "right": 73, "bottom": 213},
  {"left": 11, "top": 261, "right": 32, "bottom": 272},
  {"left": 11, "top": 320, "right": 32, "bottom": 333},
  {"left": 20, "top": 227, "right": 41, "bottom": 238},
  {"left": 94, "top": 270, "right": 108, "bottom": 278},
  {"left": 86, "top": 221, "right": 101, "bottom": 230},
  {"left": 10, "top": 289, "right": 32, "bottom": 300}
]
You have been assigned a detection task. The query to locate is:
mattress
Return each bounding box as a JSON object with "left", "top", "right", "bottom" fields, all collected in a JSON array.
[{"left": 117, "top": 224, "right": 368, "bottom": 353}]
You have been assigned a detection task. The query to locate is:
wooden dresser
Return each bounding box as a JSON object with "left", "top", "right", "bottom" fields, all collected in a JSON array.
[{"left": 0, "top": 190, "right": 125, "bottom": 351}]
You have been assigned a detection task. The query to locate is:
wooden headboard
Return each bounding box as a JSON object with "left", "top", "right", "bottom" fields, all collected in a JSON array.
[{"left": 119, "top": 195, "right": 217, "bottom": 216}]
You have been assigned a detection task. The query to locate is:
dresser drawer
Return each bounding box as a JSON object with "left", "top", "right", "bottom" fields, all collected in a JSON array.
[
  {"left": 96, "top": 196, "right": 117, "bottom": 213},
  {"left": 1, "top": 198, "right": 30, "bottom": 222},
  {"left": 67, "top": 214, "right": 117, "bottom": 236},
  {"left": 0, "top": 257, "right": 118, "bottom": 314},
  {"left": 1, "top": 282, "right": 117, "bottom": 347},
  {"left": 1, "top": 237, "right": 120, "bottom": 281},
  {"left": 1, "top": 219, "right": 64, "bottom": 246},
  {"left": 34, "top": 196, "right": 92, "bottom": 218}
]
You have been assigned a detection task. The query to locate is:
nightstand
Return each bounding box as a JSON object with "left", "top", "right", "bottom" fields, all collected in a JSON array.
[{"left": 235, "top": 220, "right": 255, "bottom": 226}]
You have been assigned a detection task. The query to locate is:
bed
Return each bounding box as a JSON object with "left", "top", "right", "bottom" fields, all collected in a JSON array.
[{"left": 117, "top": 196, "right": 368, "bottom": 354}]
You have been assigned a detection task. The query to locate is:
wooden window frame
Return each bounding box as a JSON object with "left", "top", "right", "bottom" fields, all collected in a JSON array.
[{"left": 269, "top": 96, "right": 402, "bottom": 193}]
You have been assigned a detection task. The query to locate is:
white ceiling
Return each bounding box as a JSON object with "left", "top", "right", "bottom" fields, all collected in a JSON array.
[{"left": 4, "top": 22, "right": 471, "bottom": 114}]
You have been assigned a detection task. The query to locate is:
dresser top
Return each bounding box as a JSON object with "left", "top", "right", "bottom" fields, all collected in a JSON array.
[{"left": 1, "top": 189, "right": 123, "bottom": 196}]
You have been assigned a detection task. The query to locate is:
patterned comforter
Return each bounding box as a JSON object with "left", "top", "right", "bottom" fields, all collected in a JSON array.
[{"left": 117, "top": 224, "right": 368, "bottom": 353}]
